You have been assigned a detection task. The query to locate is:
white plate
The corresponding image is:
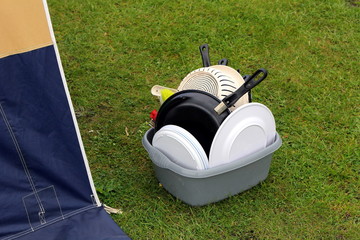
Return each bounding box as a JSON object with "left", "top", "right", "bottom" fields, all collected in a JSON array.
[
  {"left": 209, "top": 103, "right": 276, "bottom": 168},
  {"left": 153, "top": 125, "right": 208, "bottom": 170}
]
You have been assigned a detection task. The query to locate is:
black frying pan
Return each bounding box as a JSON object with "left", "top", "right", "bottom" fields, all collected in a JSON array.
[
  {"left": 155, "top": 90, "right": 229, "bottom": 156},
  {"left": 155, "top": 68, "right": 268, "bottom": 156}
]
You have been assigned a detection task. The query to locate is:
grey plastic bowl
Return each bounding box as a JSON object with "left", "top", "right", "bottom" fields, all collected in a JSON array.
[{"left": 142, "top": 128, "right": 282, "bottom": 206}]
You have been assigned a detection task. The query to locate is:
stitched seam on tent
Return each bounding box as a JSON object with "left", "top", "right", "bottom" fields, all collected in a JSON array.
[
  {"left": 52, "top": 186, "right": 65, "bottom": 219},
  {"left": 0, "top": 103, "right": 45, "bottom": 214},
  {"left": 21, "top": 185, "right": 65, "bottom": 229},
  {"left": 28, "top": 205, "right": 96, "bottom": 232},
  {"left": 22, "top": 186, "right": 65, "bottom": 218},
  {"left": 21, "top": 199, "right": 34, "bottom": 232},
  {"left": 1, "top": 205, "right": 99, "bottom": 240}
]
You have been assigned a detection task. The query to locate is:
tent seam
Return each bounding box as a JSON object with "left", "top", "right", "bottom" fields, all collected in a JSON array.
[
  {"left": 1, "top": 205, "right": 100, "bottom": 240},
  {"left": 0, "top": 103, "right": 45, "bottom": 215},
  {"left": 0, "top": 42, "right": 53, "bottom": 59}
]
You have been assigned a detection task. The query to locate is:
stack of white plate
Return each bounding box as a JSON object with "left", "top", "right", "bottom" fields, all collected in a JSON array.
[
  {"left": 152, "top": 103, "right": 276, "bottom": 170},
  {"left": 152, "top": 125, "right": 208, "bottom": 170},
  {"left": 209, "top": 103, "right": 276, "bottom": 168}
]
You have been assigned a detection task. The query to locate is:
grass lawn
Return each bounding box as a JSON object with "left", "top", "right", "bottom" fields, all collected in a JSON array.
[{"left": 48, "top": 0, "right": 359, "bottom": 239}]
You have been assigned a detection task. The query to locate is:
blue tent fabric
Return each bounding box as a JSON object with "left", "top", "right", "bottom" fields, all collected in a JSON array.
[
  {"left": 13, "top": 207, "right": 129, "bottom": 240},
  {"left": 0, "top": 33, "right": 130, "bottom": 240}
]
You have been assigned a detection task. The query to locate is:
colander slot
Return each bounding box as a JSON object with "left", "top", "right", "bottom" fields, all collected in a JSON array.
[
  {"left": 220, "top": 84, "right": 237, "bottom": 89},
  {"left": 222, "top": 89, "right": 235, "bottom": 93},
  {"left": 219, "top": 79, "right": 236, "bottom": 84}
]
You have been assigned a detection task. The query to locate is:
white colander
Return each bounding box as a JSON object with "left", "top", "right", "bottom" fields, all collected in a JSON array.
[{"left": 178, "top": 65, "right": 249, "bottom": 110}]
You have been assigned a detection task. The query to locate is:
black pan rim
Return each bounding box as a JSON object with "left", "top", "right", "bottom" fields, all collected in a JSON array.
[{"left": 155, "top": 89, "right": 230, "bottom": 131}]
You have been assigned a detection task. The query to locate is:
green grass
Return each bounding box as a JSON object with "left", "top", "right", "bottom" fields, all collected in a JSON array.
[{"left": 48, "top": 0, "right": 359, "bottom": 239}]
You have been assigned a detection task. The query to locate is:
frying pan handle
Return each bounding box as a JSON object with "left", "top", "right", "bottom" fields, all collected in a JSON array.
[
  {"left": 244, "top": 68, "right": 268, "bottom": 89},
  {"left": 218, "top": 58, "right": 228, "bottom": 65},
  {"left": 214, "top": 68, "right": 268, "bottom": 114},
  {"left": 242, "top": 74, "right": 250, "bottom": 81},
  {"left": 199, "top": 44, "right": 211, "bottom": 67}
]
